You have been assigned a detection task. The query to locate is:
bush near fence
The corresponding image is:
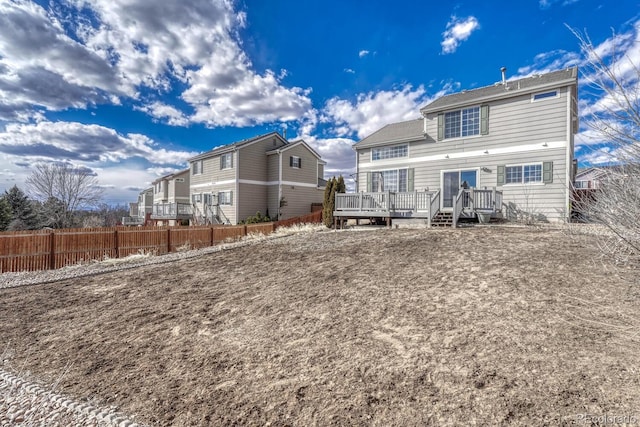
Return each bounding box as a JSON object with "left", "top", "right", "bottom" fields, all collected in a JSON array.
[{"left": 0, "top": 210, "right": 322, "bottom": 273}]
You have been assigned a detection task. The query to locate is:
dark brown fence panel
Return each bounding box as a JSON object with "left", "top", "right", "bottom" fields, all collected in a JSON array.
[
  {"left": 0, "top": 232, "right": 51, "bottom": 273},
  {"left": 213, "top": 225, "right": 246, "bottom": 243},
  {"left": 169, "top": 227, "right": 213, "bottom": 251},
  {"left": 118, "top": 227, "right": 169, "bottom": 257},
  {"left": 275, "top": 210, "right": 322, "bottom": 229},
  {"left": 245, "top": 223, "right": 276, "bottom": 236},
  {"left": 54, "top": 228, "right": 116, "bottom": 269}
]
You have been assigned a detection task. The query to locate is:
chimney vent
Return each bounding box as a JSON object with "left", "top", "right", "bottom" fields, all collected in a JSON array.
[{"left": 500, "top": 66, "right": 507, "bottom": 85}]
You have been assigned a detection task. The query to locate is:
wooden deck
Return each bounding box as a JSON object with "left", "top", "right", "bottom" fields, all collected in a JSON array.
[{"left": 333, "top": 188, "right": 503, "bottom": 227}]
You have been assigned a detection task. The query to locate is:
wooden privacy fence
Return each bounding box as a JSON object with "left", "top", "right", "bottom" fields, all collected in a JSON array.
[{"left": 0, "top": 210, "right": 322, "bottom": 273}]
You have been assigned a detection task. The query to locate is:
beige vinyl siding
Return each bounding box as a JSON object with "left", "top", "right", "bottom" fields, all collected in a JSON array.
[
  {"left": 238, "top": 137, "right": 278, "bottom": 181},
  {"left": 237, "top": 183, "right": 269, "bottom": 221},
  {"left": 168, "top": 172, "right": 190, "bottom": 203},
  {"left": 318, "top": 164, "right": 324, "bottom": 180},
  {"left": 267, "top": 155, "right": 280, "bottom": 182},
  {"left": 281, "top": 144, "right": 318, "bottom": 185},
  {"left": 280, "top": 186, "right": 324, "bottom": 219},
  {"left": 214, "top": 184, "right": 236, "bottom": 225},
  {"left": 422, "top": 87, "right": 569, "bottom": 152},
  {"left": 267, "top": 185, "right": 280, "bottom": 221}
]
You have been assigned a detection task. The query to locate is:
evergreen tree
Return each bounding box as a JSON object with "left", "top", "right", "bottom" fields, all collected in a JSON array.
[
  {"left": 0, "top": 197, "right": 11, "bottom": 231},
  {"left": 322, "top": 177, "right": 335, "bottom": 228},
  {"left": 327, "top": 178, "right": 337, "bottom": 228},
  {"left": 336, "top": 175, "right": 346, "bottom": 194},
  {"left": 4, "top": 185, "right": 39, "bottom": 230}
]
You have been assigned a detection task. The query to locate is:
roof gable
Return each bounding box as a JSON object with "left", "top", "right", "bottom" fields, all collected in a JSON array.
[
  {"left": 266, "top": 138, "right": 323, "bottom": 160},
  {"left": 420, "top": 67, "right": 578, "bottom": 114},
  {"left": 188, "top": 132, "right": 287, "bottom": 162},
  {"left": 353, "top": 118, "right": 424, "bottom": 149}
]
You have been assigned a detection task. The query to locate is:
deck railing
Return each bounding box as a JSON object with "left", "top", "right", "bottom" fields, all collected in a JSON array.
[
  {"left": 428, "top": 190, "right": 441, "bottom": 227},
  {"left": 151, "top": 202, "right": 192, "bottom": 219},
  {"left": 121, "top": 216, "right": 145, "bottom": 226},
  {"left": 462, "top": 188, "right": 503, "bottom": 212},
  {"left": 452, "top": 189, "right": 465, "bottom": 228},
  {"left": 335, "top": 191, "right": 435, "bottom": 213}
]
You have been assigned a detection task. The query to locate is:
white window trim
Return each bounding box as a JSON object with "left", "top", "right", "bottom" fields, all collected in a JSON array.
[
  {"left": 443, "top": 105, "right": 481, "bottom": 140},
  {"left": 291, "top": 156, "right": 301, "bottom": 169},
  {"left": 504, "top": 162, "right": 545, "bottom": 186},
  {"left": 221, "top": 153, "right": 233, "bottom": 170},
  {"left": 369, "top": 168, "right": 410, "bottom": 192},
  {"left": 531, "top": 90, "right": 559, "bottom": 102},
  {"left": 371, "top": 144, "right": 409, "bottom": 162},
  {"left": 192, "top": 160, "right": 203, "bottom": 175},
  {"left": 218, "top": 190, "right": 233, "bottom": 205}
]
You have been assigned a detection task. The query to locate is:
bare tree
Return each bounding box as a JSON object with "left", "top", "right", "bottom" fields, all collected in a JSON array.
[
  {"left": 570, "top": 27, "right": 640, "bottom": 265},
  {"left": 26, "top": 163, "right": 104, "bottom": 229}
]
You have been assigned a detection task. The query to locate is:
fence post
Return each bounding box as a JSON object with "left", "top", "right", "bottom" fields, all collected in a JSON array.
[
  {"left": 210, "top": 227, "right": 214, "bottom": 247},
  {"left": 49, "top": 231, "right": 56, "bottom": 270},
  {"left": 114, "top": 229, "right": 119, "bottom": 258},
  {"left": 167, "top": 227, "right": 171, "bottom": 253}
]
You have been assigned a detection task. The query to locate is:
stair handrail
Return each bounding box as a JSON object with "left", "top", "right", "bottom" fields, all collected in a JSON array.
[
  {"left": 452, "top": 188, "right": 465, "bottom": 228},
  {"left": 428, "top": 190, "right": 440, "bottom": 227}
]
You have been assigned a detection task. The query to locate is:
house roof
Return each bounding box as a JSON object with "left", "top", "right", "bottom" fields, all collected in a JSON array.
[
  {"left": 266, "top": 138, "right": 324, "bottom": 162},
  {"left": 188, "top": 131, "right": 287, "bottom": 162},
  {"left": 420, "top": 67, "right": 578, "bottom": 114},
  {"left": 151, "top": 168, "right": 189, "bottom": 184},
  {"left": 353, "top": 118, "right": 425, "bottom": 149}
]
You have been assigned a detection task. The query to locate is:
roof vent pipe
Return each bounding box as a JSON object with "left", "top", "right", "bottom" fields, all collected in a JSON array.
[{"left": 500, "top": 66, "right": 507, "bottom": 85}]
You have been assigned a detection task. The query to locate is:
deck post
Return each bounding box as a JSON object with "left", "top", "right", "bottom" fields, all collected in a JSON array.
[
  {"left": 469, "top": 188, "right": 474, "bottom": 212},
  {"left": 359, "top": 192, "right": 363, "bottom": 211},
  {"left": 414, "top": 190, "right": 418, "bottom": 211},
  {"left": 492, "top": 187, "right": 497, "bottom": 210},
  {"left": 386, "top": 217, "right": 391, "bottom": 228},
  {"left": 386, "top": 190, "right": 391, "bottom": 212}
]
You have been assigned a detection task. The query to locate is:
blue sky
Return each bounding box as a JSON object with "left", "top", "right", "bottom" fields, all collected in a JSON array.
[{"left": 0, "top": 0, "right": 638, "bottom": 204}]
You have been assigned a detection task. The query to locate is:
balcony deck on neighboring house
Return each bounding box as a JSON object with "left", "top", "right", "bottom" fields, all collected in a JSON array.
[
  {"left": 333, "top": 188, "right": 503, "bottom": 228},
  {"left": 121, "top": 216, "right": 145, "bottom": 226},
  {"left": 150, "top": 202, "right": 192, "bottom": 221}
]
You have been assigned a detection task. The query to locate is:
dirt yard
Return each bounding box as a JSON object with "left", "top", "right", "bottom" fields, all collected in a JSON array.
[{"left": 1, "top": 226, "right": 639, "bottom": 426}]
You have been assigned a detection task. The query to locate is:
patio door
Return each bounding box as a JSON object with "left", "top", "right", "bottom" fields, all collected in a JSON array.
[{"left": 442, "top": 169, "right": 477, "bottom": 209}]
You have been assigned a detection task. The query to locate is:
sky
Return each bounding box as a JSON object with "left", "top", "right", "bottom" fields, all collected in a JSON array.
[{"left": 0, "top": 0, "right": 638, "bottom": 205}]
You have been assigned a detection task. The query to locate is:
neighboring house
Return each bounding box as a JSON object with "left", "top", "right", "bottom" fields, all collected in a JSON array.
[
  {"left": 188, "top": 132, "right": 326, "bottom": 225},
  {"left": 573, "top": 166, "right": 612, "bottom": 189},
  {"left": 336, "top": 67, "right": 578, "bottom": 225},
  {"left": 122, "top": 187, "right": 153, "bottom": 226},
  {"left": 150, "top": 169, "right": 191, "bottom": 226}
]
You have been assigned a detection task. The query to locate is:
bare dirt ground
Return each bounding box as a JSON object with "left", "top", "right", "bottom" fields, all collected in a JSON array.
[{"left": 1, "top": 226, "right": 639, "bottom": 426}]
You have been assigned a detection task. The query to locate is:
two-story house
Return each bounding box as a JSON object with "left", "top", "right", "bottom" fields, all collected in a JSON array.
[
  {"left": 188, "top": 132, "right": 326, "bottom": 225},
  {"left": 335, "top": 67, "right": 578, "bottom": 225},
  {"left": 150, "top": 169, "right": 191, "bottom": 226},
  {"left": 122, "top": 187, "right": 153, "bottom": 226}
]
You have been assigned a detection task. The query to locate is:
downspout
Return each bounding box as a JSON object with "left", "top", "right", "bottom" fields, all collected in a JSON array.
[
  {"left": 354, "top": 145, "right": 359, "bottom": 192},
  {"left": 565, "top": 85, "right": 573, "bottom": 222},
  {"left": 235, "top": 148, "right": 239, "bottom": 225},
  {"left": 278, "top": 151, "right": 283, "bottom": 219}
]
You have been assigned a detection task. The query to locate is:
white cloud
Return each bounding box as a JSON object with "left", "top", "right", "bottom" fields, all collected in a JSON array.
[
  {"left": 0, "top": 0, "right": 313, "bottom": 127},
  {"left": 136, "top": 102, "right": 190, "bottom": 127},
  {"left": 322, "top": 84, "right": 453, "bottom": 140},
  {"left": 344, "top": 68, "right": 355, "bottom": 74},
  {"left": 359, "top": 50, "right": 370, "bottom": 58},
  {"left": 441, "top": 16, "right": 479, "bottom": 54},
  {"left": 0, "top": 121, "right": 196, "bottom": 165},
  {"left": 539, "top": 0, "right": 580, "bottom": 9}
]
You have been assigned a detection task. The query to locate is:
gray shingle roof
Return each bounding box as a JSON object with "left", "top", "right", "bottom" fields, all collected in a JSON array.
[
  {"left": 353, "top": 118, "right": 424, "bottom": 148},
  {"left": 420, "top": 67, "right": 578, "bottom": 113},
  {"left": 188, "top": 131, "right": 285, "bottom": 162}
]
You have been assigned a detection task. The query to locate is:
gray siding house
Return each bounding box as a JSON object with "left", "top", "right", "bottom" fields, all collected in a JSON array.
[
  {"left": 150, "top": 169, "right": 191, "bottom": 226},
  {"left": 122, "top": 187, "right": 153, "bottom": 226},
  {"left": 189, "top": 132, "right": 326, "bottom": 225},
  {"left": 338, "top": 67, "right": 578, "bottom": 225}
]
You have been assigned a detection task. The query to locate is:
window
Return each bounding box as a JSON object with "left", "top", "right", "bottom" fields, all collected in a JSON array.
[
  {"left": 505, "top": 164, "right": 542, "bottom": 184},
  {"left": 192, "top": 160, "right": 203, "bottom": 175},
  {"left": 192, "top": 193, "right": 202, "bottom": 204},
  {"left": 175, "top": 178, "right": 184, "bottom": 183},
  {"left": 444, "top": 106, "right": 479, "bottom": 139},
  {"left": 532, "top": 90, "right": 558, "bottom": 101},
  {"left": 218, "top": 191, "right": 233, "bottom": 205},
  {"left": 372, "top": 145, "right": 408, "bottom": 161},
  {"left": 290, "top": 156, "right": 301, "bottom": 168},
  {"left": 370, "top": 169, "right": 408, "bottom": 192},
  {"left": 221, "top": 153, "right": 233, "bottom": 169}
]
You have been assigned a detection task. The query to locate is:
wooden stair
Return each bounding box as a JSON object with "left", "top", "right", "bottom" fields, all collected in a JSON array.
[{"left": 430, "top": 211, "right": 454, "bottom": 227}]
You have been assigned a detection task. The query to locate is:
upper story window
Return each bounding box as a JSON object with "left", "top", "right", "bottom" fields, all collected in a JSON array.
[
  {"left": 372, "top": 144, "right": 408, "bottom": 161},
  {"left": 175, "top": 178, "right": 184, "bottom": 183},
  {"left": 532, "top": 90, "right": 558, "bottom": 102},
  {"left": 290, "top": 156, "right": 301, "bottom": 168},
  {"left": 438, "top": 105, "right": 488, "bottom": 141},
  {"left": 445, "top": 106, "right": 479, "bottom": 139},
  {"left": 192, "top": 160, "right": 203, "bottom": 175},
  {"left": 220, "top": 153, "right": 233, "bottom": 170}
]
